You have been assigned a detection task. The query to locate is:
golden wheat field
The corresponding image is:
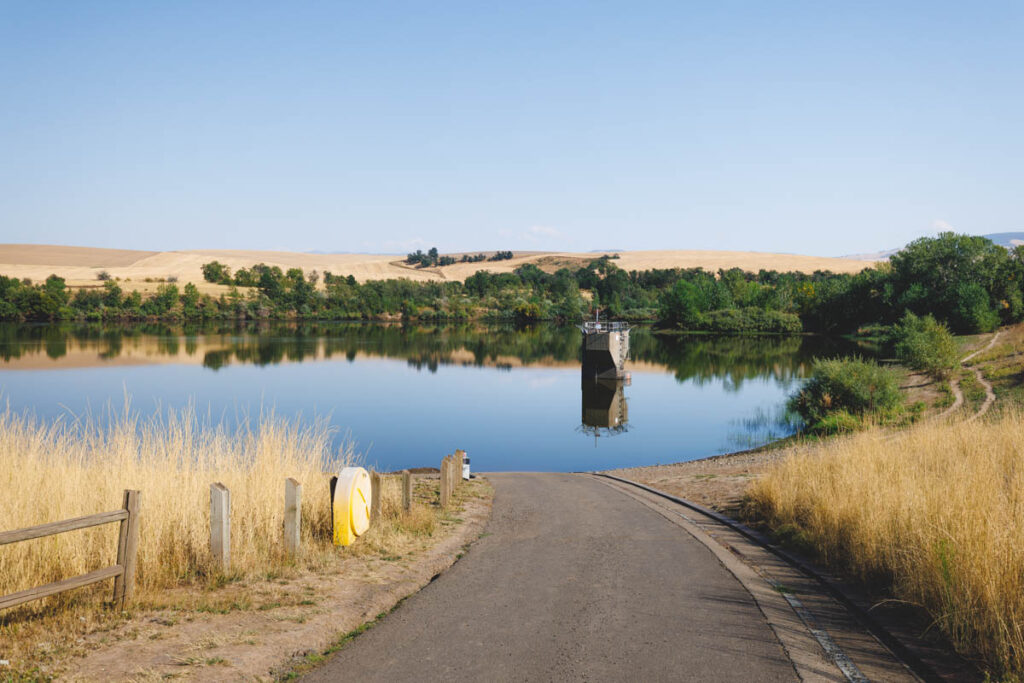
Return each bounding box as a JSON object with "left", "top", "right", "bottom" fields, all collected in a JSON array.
[
  {"left": 746, "top": 414, "right": 1024, "bottom": 676},
  {"left": 0, "top": 244, "right": 875, "bottom": 287},
  {"left": 0, "top": 403, "right": 354, "bottom": 607}
]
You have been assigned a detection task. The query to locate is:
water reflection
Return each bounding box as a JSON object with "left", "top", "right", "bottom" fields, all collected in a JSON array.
[
  {"left": 0, "top": 322, "right": 878, "bottom": 471},
  {"left": 580, "top": 379, "right": 630, "bottom": 439},
  {"left": 0, "top": 322, "right": 872, "bottom": 386}
]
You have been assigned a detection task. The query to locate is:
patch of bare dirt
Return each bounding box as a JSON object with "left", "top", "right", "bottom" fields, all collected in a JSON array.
[
  {"left": 59, "top": 488, "right": 492, "bottom": 682},
  {"left": 606, "top": 448, "right": 791, "bottom": 515}
]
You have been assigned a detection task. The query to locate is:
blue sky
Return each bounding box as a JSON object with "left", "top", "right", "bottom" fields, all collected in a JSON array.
[{"left": 1, "top": 1, "right": 1021, "bottom": 255}]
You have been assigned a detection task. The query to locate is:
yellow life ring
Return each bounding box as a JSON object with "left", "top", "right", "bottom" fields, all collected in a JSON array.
[{"left": 333, "top": 467, "right": 372, "bottom": 546}]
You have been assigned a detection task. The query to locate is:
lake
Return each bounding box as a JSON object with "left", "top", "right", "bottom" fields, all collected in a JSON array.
[{"left": 0, "top": 323, "right": 868, "bottom": 472}]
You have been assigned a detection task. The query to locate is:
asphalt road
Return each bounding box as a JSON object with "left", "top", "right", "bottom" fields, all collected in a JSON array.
[{"left": 303, "top": 473, "right": 798, "bottom": 682}]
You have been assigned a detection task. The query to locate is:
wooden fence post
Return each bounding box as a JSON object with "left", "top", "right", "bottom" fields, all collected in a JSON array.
[
  {"left": 284, "top": 478, "right": 301, "bottom": 558},
  {"left": 329, "top": 475, "right": 338, "bottom": 539},
  {"left": 370, "top": 471, "right": 383, "bottom": 523},
  {"left": 455, "top": 449, "right": 465, "bottom": 487},
  {"left": 112, "top": 489, "right": 141, "bottom": 607},
  {"left": 402, "top": 470, "right": 412, "bottom": 512},
  {"left": 210, "top": 482, "right": 230, "bottom": 571},
  {"left": 440, "top": 456, "right": 452, "bottom": 508}
]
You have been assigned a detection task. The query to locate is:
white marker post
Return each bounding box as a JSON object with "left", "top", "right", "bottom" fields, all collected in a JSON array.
[{"left": 210, "top": 482, "right": 231, "bottom": 571}]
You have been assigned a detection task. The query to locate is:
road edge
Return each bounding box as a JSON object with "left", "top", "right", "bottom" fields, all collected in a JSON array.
[{"left": 593, "top": 472, "right": 980, "bottom": 683}]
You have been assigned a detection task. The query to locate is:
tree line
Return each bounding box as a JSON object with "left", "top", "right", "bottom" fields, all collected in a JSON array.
[
  {"left": 2, "top": 233, "right": 1022, "bottom": 336},
  {"left": 405, "top": 248, "right": 514, "bottom": 268}
]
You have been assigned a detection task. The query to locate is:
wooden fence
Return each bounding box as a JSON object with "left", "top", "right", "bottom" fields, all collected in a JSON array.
[{"left": 0, "top": 490, "right": 141, "bottom": 611}]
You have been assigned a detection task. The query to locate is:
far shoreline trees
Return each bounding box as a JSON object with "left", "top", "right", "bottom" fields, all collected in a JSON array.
[{"left": 2, "top": 233, "right": 1023, "bottom": 336}]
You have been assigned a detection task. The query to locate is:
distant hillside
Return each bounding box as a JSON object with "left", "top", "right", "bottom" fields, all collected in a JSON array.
[{"left": 0, "top": 245, "right": 874, "bottom": 289}]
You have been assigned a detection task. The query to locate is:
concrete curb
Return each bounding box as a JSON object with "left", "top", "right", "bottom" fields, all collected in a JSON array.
[{"left": 593, "top": 472, "right": 965, "bottom": 683}]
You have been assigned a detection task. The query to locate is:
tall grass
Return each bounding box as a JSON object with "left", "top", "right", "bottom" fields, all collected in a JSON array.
[
  {"left": 0, "top": 402, "right": 352, "bottom": 606},
  {"left": 746, "top": 414, "right": 1024, "bottom": 676}
]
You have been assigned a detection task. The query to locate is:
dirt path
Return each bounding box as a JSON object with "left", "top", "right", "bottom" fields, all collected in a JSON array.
[
  {"left": 940, "top": 378, "right": 965, "bottom": 418},
  {"left": 963, "top": 330, "right": 1000, "bottom": 421},
  {"left": 938, "top": 330, "right": 1000, "bottom": 420},
  {"left": 61, "top": 493, "right": 492, "bottom": 681}
]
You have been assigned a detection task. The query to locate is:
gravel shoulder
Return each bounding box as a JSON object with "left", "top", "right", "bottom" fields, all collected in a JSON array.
[
  {"left": 54, "top": 481, "right": 493, "bottom": 681},
  {"left": 605, "top": 447, "right": 789, "bottom": 515}
]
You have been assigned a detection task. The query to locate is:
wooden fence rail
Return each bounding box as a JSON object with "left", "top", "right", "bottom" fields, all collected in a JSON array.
[{"left": 0, "top": 489, "right": 141, "bottom": 611}]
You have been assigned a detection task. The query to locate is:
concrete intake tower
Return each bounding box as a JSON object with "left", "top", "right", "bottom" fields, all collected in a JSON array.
[{"left": 579, "top": 316, "right": 630, "bottom": 380}]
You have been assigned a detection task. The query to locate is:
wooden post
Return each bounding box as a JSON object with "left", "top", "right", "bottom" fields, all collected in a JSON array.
[
  {"left": 284, "top": 478, "right": 301, "bottom": 557},
  {"left": 370, "top": 471, "right": 383, "bottom": 523},
  {"left": 402, "top": 470, "right": 412, "bottom": 512},
  {"left": 329, "top": 475, "right": 338, "bottom": 539},
  {"left": 444, "top": 455, "right": 451, "bottom": 497},
  {"left": 455, "top": 449, "right": 465, "bottom": 487},
  {"left": 210, "top": 482, "right": 230, "bottom": 571},
  {"left": 440, "top": 456, "right": 451, "bottom": 508},
  {"left": 112, "top": 489, "right": 141, "bottom": 607}
]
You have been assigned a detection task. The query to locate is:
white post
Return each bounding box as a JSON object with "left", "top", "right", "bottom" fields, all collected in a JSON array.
[
  {"left": 284, "top": 478, "right": 301, "bottom": 557},
  {"left": 210, "top": 482, "right": 230, "bottom": 571}
]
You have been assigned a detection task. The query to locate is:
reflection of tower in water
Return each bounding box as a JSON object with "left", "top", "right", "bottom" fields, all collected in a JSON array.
[{"left": 580, "top": 378, "right": 630, "bottom": 444}]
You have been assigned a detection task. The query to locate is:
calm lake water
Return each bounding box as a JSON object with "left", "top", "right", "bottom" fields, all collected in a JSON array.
[{"left": 0, "top": 323, "right": 869, "bottom": 472}]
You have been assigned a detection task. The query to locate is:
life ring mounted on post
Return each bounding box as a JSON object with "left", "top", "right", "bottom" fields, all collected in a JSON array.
[{"left": 333, "top": 467, "right": 372, "bottom": 547}]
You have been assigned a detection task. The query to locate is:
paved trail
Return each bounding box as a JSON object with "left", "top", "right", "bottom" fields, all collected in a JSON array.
[{"left": 304, "top": 474, "right": 914, "bottom": 682}]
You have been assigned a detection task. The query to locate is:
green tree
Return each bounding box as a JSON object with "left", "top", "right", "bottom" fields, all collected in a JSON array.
[
  {"left": 658, "top": 280, "right": 710, "bottom": 328},
  {"left": 888, "top": 233, "right": 1007, "bottom": 333},
  {"left": 181, "top": 282, "right": 202, "bottom": 317},
  {"left": 788, "top": 358, "right": 903, "bottom": 432},
  {"left": 891, "top": 312, "right": 959, "bottom": 378},
  {"left": 102, "top": 281, "right": 123, "bottom": 308},
  {"left": 43, "top": 275, "right": 68, "bottom": 306},
  {"left": 201, "top": 261, "right": 232, "bottom": 284}
]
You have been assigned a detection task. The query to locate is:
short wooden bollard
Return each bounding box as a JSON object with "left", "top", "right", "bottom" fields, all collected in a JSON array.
[
  {"left": 284, "top": 478, "right": 301, "bottom": 557},
  {"left": 210, "top": 482, "right": 231, "bottom": 571},
  {"left": 455, "top": 449, "right": 466, "bottom": 487},
  {"left": 402, "top": 470, "right": 412, "bottom": 512},
  {"left": 113, "top": 489, "right": 141, "bottom": 607},
  {"left": 370, "top": 471, "right": 383, "bottom": 523},
  {"left": 440, "top": 457, "right": 452, "bottom": 508}
]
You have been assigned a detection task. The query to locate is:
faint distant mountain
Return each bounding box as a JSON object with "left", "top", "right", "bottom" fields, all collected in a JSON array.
[
  {"left": 841, "top": 248, "right": 900, "bottom": 261},
  {"left": 982, "top": 232, "right": 1024, "bottom": 249},
  {"left": 845, "top": 232, "right": 1024, "bottom": 261}
]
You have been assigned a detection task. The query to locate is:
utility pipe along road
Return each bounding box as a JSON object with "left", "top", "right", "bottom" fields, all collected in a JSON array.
[{"left": 303, "top": 473, "right": 918, "bottom": 682}]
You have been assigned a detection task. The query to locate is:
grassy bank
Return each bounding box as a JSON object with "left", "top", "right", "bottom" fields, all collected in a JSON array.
[
  {"left": 0, "top": 404, "right": 352, "bottom": 609},
  {"left": 746, "top": 414, "right": 1024, "bottom": 677},
  {"left": 0, "top": 405, "right": 482, "bottom": 677}
]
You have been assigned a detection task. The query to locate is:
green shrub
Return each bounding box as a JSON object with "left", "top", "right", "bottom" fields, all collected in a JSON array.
[
  {"left": 891, "top": 312, "right": 959, "bottom": 378},
  {"left": 699, "top": 308, "right": 802, "bottom": 334},
  {"left": 789, "top": 357, "right": 903, "bottom": 431}
]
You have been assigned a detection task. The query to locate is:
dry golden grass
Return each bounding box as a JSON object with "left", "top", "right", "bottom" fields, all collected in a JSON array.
[
  {"left": 0, "top": 243, "right": 874, "bottom": 286},
  {"left": 746, "top": 414, "right": 1024, "bottom": 676},
  {"left": 0, "top": 403, "right": 350, "bottom": 610},
  {"left": 0, "top": 410, "right": 484, "bottom": 678}
]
